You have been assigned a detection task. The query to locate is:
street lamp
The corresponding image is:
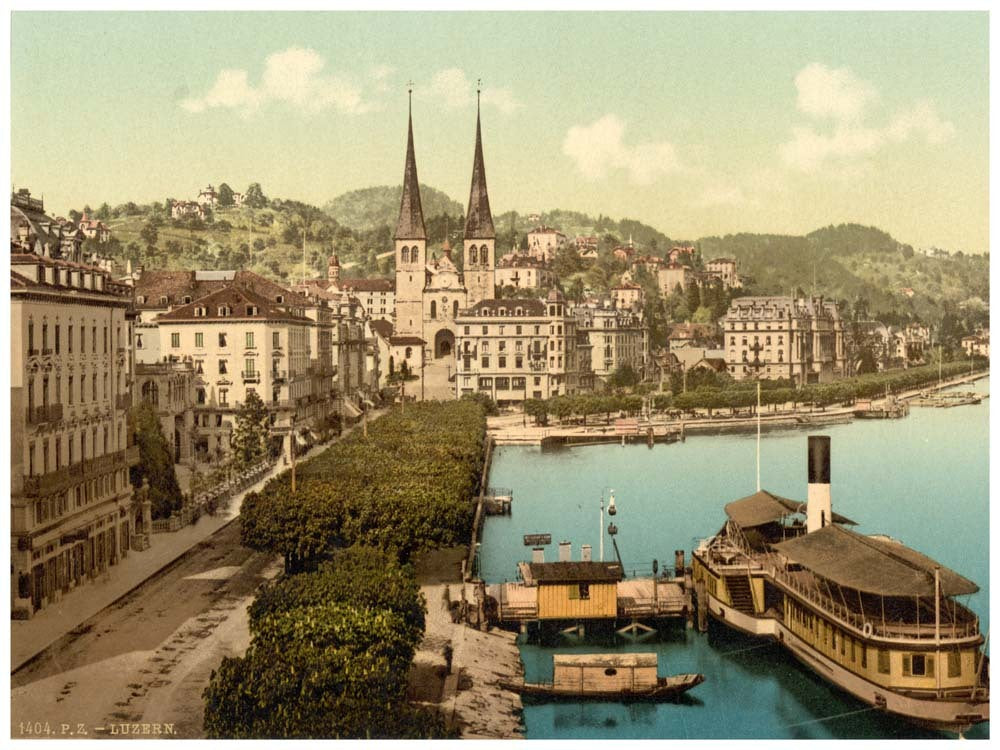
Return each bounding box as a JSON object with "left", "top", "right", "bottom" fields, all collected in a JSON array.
[{"left": 599, "top": 488, "right": 616, "bottom": 562}]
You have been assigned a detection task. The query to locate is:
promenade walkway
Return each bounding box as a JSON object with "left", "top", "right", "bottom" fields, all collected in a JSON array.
[
  {"left": 10, "top": 412, "right": 383, "bottom": 673},
  {"left": 488, "top": 371, "right": 987, "bottom": 444}
]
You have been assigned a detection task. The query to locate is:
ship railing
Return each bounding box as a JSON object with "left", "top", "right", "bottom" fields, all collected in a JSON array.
[{"left": 766, "top": 559, "right": 981, "bottom": 641}]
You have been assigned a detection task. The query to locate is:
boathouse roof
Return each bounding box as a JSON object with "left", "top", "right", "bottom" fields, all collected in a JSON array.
[
  {"left": 772, "top": 524, "right": 978, "bottom": 598},
  {"left": 528, "top": 561, "right": 624, "bottom": 584},
  {"left": 554, "top": 653, "right": 657, "bottom": 668},
  {"left": 725, "top": 490, "right": 856, "bottom": 528}
]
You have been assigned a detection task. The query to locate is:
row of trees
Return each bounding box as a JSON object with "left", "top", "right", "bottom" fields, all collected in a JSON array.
[
  {"left": 240, "top": 400, "right": 488, "bottom": 570},
  {"left": 203, "top": 546, "right": 450, "bottom": 738},
  {"left": 522, "top": 359, "right": 987, "bottom": 423}
]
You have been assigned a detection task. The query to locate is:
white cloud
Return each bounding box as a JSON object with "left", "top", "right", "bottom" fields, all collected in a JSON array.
[
  {"left": 180, "top": 47, "right": 371, "bottom": 116},
  {"left": 562, "top": 114, "right": 681, "bottom": 185},
  {"left": 794, "top": 62, "right": 878, "bottom": 122},
  {"left": 420, "top": 68, "right": 521, "bottom": 114},
  {"left": 886, "top": 99, "right": 956, "bottom": 144},
  {"left": 779, "top": 63, "right": 955, "bottom": 173},
  {"left": 370, "top": 64, "right": 394, "bottom": 93}
]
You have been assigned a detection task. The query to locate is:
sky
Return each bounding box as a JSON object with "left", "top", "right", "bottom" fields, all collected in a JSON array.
[{"left": 10, "top": 11, "right": 989, "bottom": 253}]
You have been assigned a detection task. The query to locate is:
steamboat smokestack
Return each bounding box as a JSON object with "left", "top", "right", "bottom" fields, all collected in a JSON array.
[{"left": 807, "top": 435, "right": 831, "bottom": 533}]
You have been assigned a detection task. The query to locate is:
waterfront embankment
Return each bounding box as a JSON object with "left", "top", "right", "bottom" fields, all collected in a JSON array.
[
  {"left": 489, "top": 370, "right": 988, "bottom": 445},
  {"left": 409, "top": 582, "right": 524, "bottom": 738}
]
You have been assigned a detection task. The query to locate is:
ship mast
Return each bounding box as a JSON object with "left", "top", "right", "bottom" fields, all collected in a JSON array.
[{"left": 756, "top": 381, "right": 761, "bottom": 491}]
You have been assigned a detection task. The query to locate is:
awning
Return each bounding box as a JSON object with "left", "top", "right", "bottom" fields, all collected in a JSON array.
[
  {"left": 341, "top": 400, "right": 362, "bottom": 418},
  {"left": 294, "top": 433, "right": 309, "bottom": 447},
  {"left": 725, "top": 489, "right": 856, "bottom": 528},
  {"left": 772, "top": 524, "right": 978, "bottom": 597}
]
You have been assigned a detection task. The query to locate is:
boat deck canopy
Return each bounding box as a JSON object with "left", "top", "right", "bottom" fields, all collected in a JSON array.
[
  {"left": 528, "top": 561, "right": 624, "bottom": 584},
  {"left": 725, "top": 489, "right": 856, "bottom": 528},
  {"left": 772, "top": 524, "right": 979, "bottom": 597},
  {"left": 554, "top": 653, "right": 657, "bottom": 668}
]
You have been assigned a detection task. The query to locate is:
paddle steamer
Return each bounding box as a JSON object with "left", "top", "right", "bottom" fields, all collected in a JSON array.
[{"left": 692, "top": 436, "right": 989, "bottom": 733}]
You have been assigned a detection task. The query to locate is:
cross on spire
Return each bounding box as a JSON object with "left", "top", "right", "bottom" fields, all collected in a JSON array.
[
  {"left": 406, "top": 79, "right": 414, "bottom": 113},
  {"left": 476, "top": 78, "right": 482, "bottom": 114}
]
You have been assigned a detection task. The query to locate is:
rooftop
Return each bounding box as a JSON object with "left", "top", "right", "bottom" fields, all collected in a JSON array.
[{"left": 528, "top": 561, "right": 624, "bottom": 583}]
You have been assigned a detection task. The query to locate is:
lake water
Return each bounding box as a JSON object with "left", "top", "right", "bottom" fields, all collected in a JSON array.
[{"left": 480, "top": 378, "right": 989, "bottom": 740}]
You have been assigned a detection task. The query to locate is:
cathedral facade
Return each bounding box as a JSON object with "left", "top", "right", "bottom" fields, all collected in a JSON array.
[{"left": 388, "top": 98, "right": 496, "bottom": 397}]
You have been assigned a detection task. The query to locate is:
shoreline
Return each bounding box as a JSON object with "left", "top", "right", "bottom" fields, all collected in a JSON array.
[{"left": 488, "top": 371, "right": 988, "bottom": 445}]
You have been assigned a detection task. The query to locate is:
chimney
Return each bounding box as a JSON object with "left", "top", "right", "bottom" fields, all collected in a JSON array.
[
  {"left": 558, "top": 541, "right": 571, "bottom": 562},
  {"left": 581, "top": 544, "right": 592, "bottom": 562},
  {"left": 807, "top": 435, "right": 831, "bottom": 533},
  {"left": 531, "top": 547, "right": 545, "bottom": 564}
]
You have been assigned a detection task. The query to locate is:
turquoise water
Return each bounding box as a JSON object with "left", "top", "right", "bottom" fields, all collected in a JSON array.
[{"left": 481, "top": 378, "right": 989, "bottom": 739}]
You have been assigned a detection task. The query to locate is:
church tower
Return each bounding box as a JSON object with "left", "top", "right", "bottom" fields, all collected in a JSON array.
[
  {"left": 463, "top": 90, "right": 496, "bottom": 306},
  {"left": 394, "top": 91, "right": 428, "bottom": 336}
]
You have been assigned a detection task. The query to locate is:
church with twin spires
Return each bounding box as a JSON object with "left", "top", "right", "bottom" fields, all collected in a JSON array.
[{"left": 387, "top": 93, "right": 497, "bottom": 397}]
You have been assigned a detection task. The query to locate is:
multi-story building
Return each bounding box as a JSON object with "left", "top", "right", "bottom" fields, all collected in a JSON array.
[
  {"left": 961, "top": 331, "right": 989, "bottom": 358},
  {"left": 323, "top": 255, "right": 396, "bottom": 321},
  {"left": 77, "top": 213, "right": 112, "bottom": 243},
  {"left": 724, "top": 296, "right": 846, "bottom": 383},
  {"left": 11, "top": 189, "right": 141, "bottom": 619},
  {"left": 454, "top": 291, "right": 588, "bottom": 404},
  {"left": 657, "top": 262, "right": 690, "bottom": 298},
  {"left": 704, "top": 257, "right": 741, "bottom": 289},
  {"left": 134, "top": 359, "right": 198, "bottom": 465},
  {"left": 574, "top": 302, "right": 649, "bottom": 383},
  {"left": 525, "top": 226, "right": 567, "bottom": 262},
  {"left": 611, "top": 281, "right": 644, "bottom": 311},
  {"left": 495, "top": 254, "right": 554, "bottom": 292},
  {"left": 667, "top": 245, "right": 696, "bottom": 263},
  {"left": 154, "top": 283, "right": 314, "bottom": 459}
]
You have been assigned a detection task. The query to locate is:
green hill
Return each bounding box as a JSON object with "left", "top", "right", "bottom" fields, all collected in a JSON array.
[
  {"left": 324, "top": 184, "right": 463, "bottom": 232},
  {"left": 697, "top": 224, "right": 988, "bottom": 322}
]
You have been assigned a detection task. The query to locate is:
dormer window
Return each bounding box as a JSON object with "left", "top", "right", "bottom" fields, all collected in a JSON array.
[
  {"left": 194, "top": 306, "right": 206, "bottom": 317},
  {"left": 218, "top": 305, "right": 230, "bottom": 317},
  {"left": 247, "top": 305, "right": 258, "bottom": 316},
  {"left": 160, "top": 296, "right": 168, "bottom": 306},
  {"left": 276, "top": 295, "right": 283, "bottom": 304},
  {"left": 137, "top": 295, "right": 146, "bottom": 304},
  {"left": 183, "top": 295, "right": 192, "bottom": 304}
]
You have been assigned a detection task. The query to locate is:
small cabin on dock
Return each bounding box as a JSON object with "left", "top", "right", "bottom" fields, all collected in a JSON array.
[
  {"left": 528, "top": 561, "right": 623, "bottom": 619},
  {"left": 553, "top": 653, "right": 658, "bottom": 693}
]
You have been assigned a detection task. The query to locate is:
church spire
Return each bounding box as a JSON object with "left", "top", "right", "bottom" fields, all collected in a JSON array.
[
  {"left": 395, "top": 86, "right": 427, "bottom": 241},
  {"left": 464, "top": 82, "right": 495, "bottom": 240}
]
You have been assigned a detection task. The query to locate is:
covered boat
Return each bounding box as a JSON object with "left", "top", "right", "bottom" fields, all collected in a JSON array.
[{"left": 500, "top": 652, "right": 704, "bottom": 701}]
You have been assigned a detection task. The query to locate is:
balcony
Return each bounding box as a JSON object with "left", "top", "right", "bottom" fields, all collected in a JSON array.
[
  {"left": 242, "top": 371, "right": 261, "bottom": 384},
  {"left": 22, "top": 463, "right": 84, "bottom": 497},
  {"left": 271, "top": 369, "right": 287, "bottom": 384},
  {"left": 26, "top": 403, "right": 63, "bottom": 425}
]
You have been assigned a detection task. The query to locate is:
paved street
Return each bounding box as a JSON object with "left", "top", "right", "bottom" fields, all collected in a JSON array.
[{"left": 11, "top": 519, "right": 279, "bottom": 740}]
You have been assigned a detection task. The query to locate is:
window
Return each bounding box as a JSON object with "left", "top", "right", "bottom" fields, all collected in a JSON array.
[
  {"left": 27, "top": 320, "right": 34, "bottom": 353},
  {"left": 877, "top": 649, "right": 890, "bottom": 674},
  {"left": 246, "top": 332, "right": 255, "bottom": 349},
  {"left": 68, "top": 325, "right": 73, "bottom": 353},
  {"left": 55, "top": 325, "right": 61, "bottom": 354},
  {"left": 903, "top": 654, "right": 932, "bottom": 677},
  {"left": 219, "top": 388, "right": 228, "bottom": 406},
  {"left": 482, "top": 325, "right": 488, "bottom": 335},
  {"left": 272, "top": 332, "right": 280, "bottom": 348},
  {"left": 430, "top": 300, "right": 437, "bottom": 319},
  {"left": 171, "top": 332, "right": 180, "bottom": 348},
  {"left": 496, "top": 377, "right": 510, "bottom": 390},
  {"left": 218, "top": 305, "right": 230, "bottom": 317},
  {"left": 219, "top": 333, "right": 227, "bottom": 347},
  {"left": 481, "top": 356, "right": 490, "bottom": 368},
  {"left": 80, "top": 375, "right": 85, "bottom": 403},
  {"left": 244, "top": 358, "right": 256, "bottom": 376},
  {"left": 478, "top": 377, "right": 492, "bottom": 388},
  {"left": 512, "top": 377, "right": 525, "bottom": 388},
  {"left": 103, "top": 327, "right": 108, "bottom": 353},
  {"left": 219, "top": 359, "right": 228, "bottom": 374},
  {"left": 195, "top": 332, "right": 204, "bottom": 348},
  {"left": 498, "top": 356, "right": 507, "bottom": 369},
  {"left": 92, "top": 326, "right": 97, "bottom": 353},
  {"left": 947, "top": 651, "right": 961, "bottom": 678},
  {"left": 68, "top": 376, "right": 74, "bottom": 405},
  {"left": 464, "top": 326, "right": 470, "bottom": 335},
  {"left": 578, "top": 583, "right": 590, "bottom": 600},
  {"left": 515, "top": 355, "right": 523, "bottom": 368}
]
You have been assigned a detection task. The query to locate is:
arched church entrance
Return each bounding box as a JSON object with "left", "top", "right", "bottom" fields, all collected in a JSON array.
[{"left": 435, "top": 329, "right": 455, "bottom": 359}]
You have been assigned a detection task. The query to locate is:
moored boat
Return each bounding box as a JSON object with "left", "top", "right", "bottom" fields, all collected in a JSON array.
[
  {"left": 500, "top": 652, "right": 705, "bottom": 702},
  {"left": 691, "top": 435, "right": 989, "bottom": 734}
]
